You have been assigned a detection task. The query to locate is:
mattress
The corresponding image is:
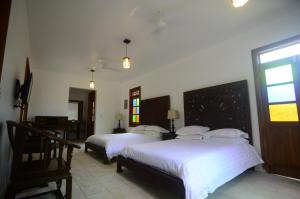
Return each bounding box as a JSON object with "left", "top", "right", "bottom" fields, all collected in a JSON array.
[
  {"left": 86, "top": 133, "right": 160, "bottom": 159},
  {"left": 121, "top": 137, "right": 263, "bottom": 199}
]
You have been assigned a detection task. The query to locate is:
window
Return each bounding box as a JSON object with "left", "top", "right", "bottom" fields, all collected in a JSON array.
[
  {"left": 257, "top": 40, "right": 300, "bottom": 123},
  {"left": 129, "top": 86, "right": 141, "bottom": 127}
]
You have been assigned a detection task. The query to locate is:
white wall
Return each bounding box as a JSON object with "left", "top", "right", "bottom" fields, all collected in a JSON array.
[
  {"left": 29, "top": 68, "right": 121, "bottom": 134},
  {"left": 0, "top": 0, "right": 31, "bottom": 196},
  {"left": 120, "top": 10, "right": 300, "bottom": 155}
]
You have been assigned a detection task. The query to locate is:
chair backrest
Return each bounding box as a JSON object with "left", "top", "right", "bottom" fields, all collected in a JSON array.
[
  {"left": 6, "top": 121, "right": 30, "bottom": 179},
  {"left": 6, "top": 120, "right": 80, "bottom": 181}
]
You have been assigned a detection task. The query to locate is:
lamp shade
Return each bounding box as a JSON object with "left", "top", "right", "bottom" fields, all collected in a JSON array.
[
  {"left": 115, "top": 113, "right": 124, "bottom": 121},
  {"left": 89, "top": 81, "right": 95, "bottom": 89},
  {"left": 123, "top": 57, "right": 131, "bottom": 69},
  {"left": 167, "top": 110, "right": 179, "bottom": 120}
]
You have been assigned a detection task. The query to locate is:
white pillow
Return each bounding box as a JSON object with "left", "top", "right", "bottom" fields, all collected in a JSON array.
[
  {"left": 176, "top": 125, "right": 210, "bottom": 136},
  {"left": 176, "top": 135, "right": 203, "bottom": 140},
  {"left": 206, "top": 128, "right": 249, "bottom": 139},
  {"left": 131, "top": 125, "right": 146, "bottom": 134},
  {"left": 145, "top": 125, "right": 169, "bottom": 133}
]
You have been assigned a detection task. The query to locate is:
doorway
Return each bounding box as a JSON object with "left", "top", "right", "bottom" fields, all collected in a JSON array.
[
  {"left": 68, "top": 88, "right": 96, "bottom": 140},
  {"left": 252, "top": 35, "right": 300, "bottom": 179}
]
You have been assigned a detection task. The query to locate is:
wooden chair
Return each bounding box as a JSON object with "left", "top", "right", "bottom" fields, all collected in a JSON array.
[{"left": 5, "top": 121, "right": 80, "bottom": 199}]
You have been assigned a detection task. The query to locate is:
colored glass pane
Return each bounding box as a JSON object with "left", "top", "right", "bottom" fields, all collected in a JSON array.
[
  {"left": 136, "top": 107, "right": 139, "bottom": 114},
  {"left": 265, "top": 64, "right": 293, "bottom": 85},
  {"left": 132, "top": 115, "right": 136, "bottom": 123},
  {"left": 136, "top": 115, "right": 140, "bottom": 123},
  {"left": 133, "top": 99, "right": 136, "bottom": 106},
  {"left": 269, "top": 103, "right": 299, "bottom": 122},
  {"left": 136, "top": 98, "right": 140, "bottom": 106},
  {"left": 133, "top": 107, "right": 136, "bottom": 114},
  {"left": 260, "top": 43, "right": 300, "bottom": 64},
  {"left": 267, "top": 83, "right": 296, "bottom": 103}
]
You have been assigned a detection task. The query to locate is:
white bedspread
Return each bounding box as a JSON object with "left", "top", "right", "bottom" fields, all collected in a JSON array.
[
  {"left": 121, "top": 137, "right": 263, "bottom": 199},
  {"left": 86, "top": 133, "right": 160, "bottom": 159}
]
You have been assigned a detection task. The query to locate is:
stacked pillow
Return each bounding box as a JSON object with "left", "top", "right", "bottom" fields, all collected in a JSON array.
[
  {"left": 132, "top": 125, "right": 169, "bottom": 138},
  {"left": 204, "top": 128, "right": 249, "bottom": 139},
  {"left": 176, "top": 125, "right": 210, "bottom": 140}
]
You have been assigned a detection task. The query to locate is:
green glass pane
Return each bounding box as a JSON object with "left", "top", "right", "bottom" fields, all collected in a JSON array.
[
  {"left": 265, "top": 64, "right": 293, "bottom": 85},
  {"left": 267, "top": 83, "right": 296, "bottom": 103},
  {"left": 136, "top": 98, "right": 140, "bottom": 106},
  {"left": 132, "top": 115, "right": 136, "bottom": 122}
]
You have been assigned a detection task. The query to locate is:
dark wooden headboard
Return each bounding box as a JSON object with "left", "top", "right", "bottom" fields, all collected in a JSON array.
[
  {"left": 140, "top": 95, "right": 170, "bottom": 130},
  {"left": 184, "top": 80, "right": 252, "bottom": 143}
]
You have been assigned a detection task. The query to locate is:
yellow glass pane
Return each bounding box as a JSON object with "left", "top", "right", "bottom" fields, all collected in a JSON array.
[
  {"left": 136, "top": 115, "right": 140, "bottom": 123},
  {"left": 133, "top": 107, "right": 136, "bottom": 114},
  {"left": 269, "top": 103, "right": 299, "bottom": 122}
]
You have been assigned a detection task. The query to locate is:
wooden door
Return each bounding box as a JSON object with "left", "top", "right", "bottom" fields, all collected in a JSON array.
[
  {"left": 86, "top": 91, "right": 95, "bottom": 138},
  {"left": 252, "top": 36, "right": 300, "bottom": 179}
]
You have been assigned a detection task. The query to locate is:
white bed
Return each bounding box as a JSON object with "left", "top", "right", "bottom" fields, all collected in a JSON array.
[
  {"left": 121, "top": 137, "right": 263, "bottom": 199},
  {"left": 86, "top": 132, "right": 161, "bottom": 160}
]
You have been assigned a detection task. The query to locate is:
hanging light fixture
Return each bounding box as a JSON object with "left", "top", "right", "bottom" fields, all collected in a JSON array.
[
  {"left": 122, "top": 39, "right": 131, "bottom": 69},
  {"left": 89, "top": 68, "right": 95, "bottom": 89},
  {"left": 232, "top": 0, "right": 249, "bottom": 7}
]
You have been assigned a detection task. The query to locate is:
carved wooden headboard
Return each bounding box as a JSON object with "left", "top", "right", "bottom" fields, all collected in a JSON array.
[
  {"left": 184, "top": 80, "right": 252, "bottom": 143},
  {"left": 140, "top": 95, "right": 170, "bottom": 130}
]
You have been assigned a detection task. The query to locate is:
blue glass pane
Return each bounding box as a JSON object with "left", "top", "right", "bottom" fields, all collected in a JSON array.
[
  {"left": 267, "top": 83, "right": 296, "bottom": 103},
  {"left": 136, "top": 107, "right": 139, "bottom": 114},
  {"left": 133, "top": 99, "right": 136, "bottom": 106}
]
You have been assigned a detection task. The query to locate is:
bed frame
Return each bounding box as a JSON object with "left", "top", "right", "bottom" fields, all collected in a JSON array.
[
  {"left": 85, "top": 95, "right": 170, "bottom": 164},
  {"left": 117, "top": 80, "right": 252, "bottom": 197}
]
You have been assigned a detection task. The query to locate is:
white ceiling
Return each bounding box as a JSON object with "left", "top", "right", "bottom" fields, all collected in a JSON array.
[{"left": 26, "top": 0, "right": 300, "bottom": 82}]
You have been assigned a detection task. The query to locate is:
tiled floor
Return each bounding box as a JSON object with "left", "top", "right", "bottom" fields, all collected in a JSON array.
[{"left": 17, "top": 146, "right": 300, "bottom": 199}]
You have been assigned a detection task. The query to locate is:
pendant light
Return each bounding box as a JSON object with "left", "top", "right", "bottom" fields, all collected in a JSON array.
[
  {"left": 232, "top": 0, "right": 249, "bottom": 7},
  {"left": 89, "top": 68, "right": 95, "bottom": 89},
  {"left": 122, "top": 39, "right": 131, "bottom": 69}
]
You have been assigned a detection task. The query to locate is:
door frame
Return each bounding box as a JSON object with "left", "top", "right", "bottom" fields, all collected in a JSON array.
[{"left": 252, "top": 34, "right": 300, "bottom": 177}]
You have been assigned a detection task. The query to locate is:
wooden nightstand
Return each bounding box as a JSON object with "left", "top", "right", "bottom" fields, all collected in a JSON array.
[
  {"left": 113, "top": 128, "right": 126, "bottom": 134},
  {"left": 161, "top": 132, "right": 177, "bottom": 140}
]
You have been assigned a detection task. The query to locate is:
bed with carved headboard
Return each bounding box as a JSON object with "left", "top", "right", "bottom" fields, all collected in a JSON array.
[
  {"left": 117, "top": 80, "right": 261, "bottom": 199},
  {"left": 85, "top": 95, "right": 170, "bottom": 163}
]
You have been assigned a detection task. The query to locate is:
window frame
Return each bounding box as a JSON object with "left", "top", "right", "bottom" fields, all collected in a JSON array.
[
  {"left": 252, "top": 35, "right": 300, "bottom": 127},
  {"left": 129, "top": 86, "right": 141, "bottom": 127}
]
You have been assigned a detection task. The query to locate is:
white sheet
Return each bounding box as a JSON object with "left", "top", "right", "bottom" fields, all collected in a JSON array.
[
  {"left": 121, "top": 137, "right": 263, "bottom": 199},
  {"left": 86, "top": 133, "right": 160, "bottom": 159}
]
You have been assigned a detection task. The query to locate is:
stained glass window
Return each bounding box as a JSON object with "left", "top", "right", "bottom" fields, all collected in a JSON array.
[
  {"left": 269, "top": 103, "right": 299, "bottom": 122},
  {"left": 267, "top": 84, "right": 296, "bottom": 103},
  {"left": 260, "top": 43, "right": 300, "bottom": 64},
  {"left": 265, "top": 64, "right": 293, "bottom": 85},
  {"left": 129, "top": 87, "right": 141, "bottom": 127},
  {"left": 263, "top": 62, "right": 299, "bottom": 122}
]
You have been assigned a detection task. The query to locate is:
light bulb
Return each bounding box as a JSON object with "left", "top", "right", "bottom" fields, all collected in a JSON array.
[
  {"left": 232, "top": 0, "right": 249, "bottom": 8},
  {"left": 123, "top": 57, "right": 131, "bottom": 69},
  {"left": 89, "top": 81, "right": 95, "bottom": 89}
]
